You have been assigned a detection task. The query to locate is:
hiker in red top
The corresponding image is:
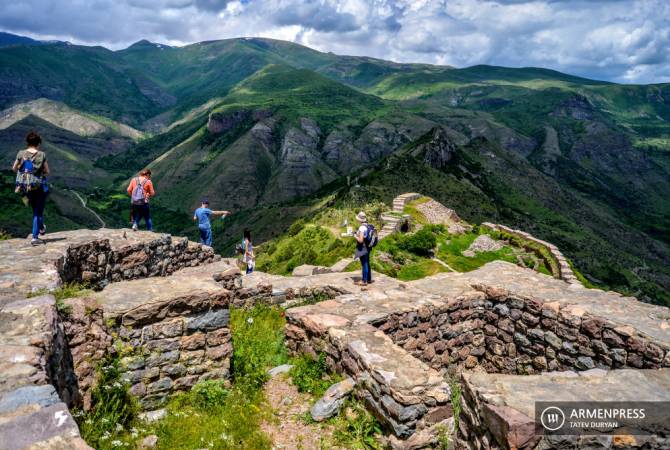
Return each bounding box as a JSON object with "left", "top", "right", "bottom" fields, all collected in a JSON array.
[{"left": 126, "top": 169, "right": 155, "bottom": 231}]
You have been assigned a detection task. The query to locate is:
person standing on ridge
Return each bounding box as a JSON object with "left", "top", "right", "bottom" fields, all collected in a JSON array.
[
  {"left": 126, "top": 169, "right": 155, "bottom": 231},
  {"left": 193, "top": 198, "right": 230, "bottom": 247},
  {"left": 12, "top": 131, "right": 50, "bottom": 246},
  {"left": 354, "top": 211, "right": 378, "bottom": 287},
  {"left": 242, "top": 229, "right": 255, "bottom": 274}
]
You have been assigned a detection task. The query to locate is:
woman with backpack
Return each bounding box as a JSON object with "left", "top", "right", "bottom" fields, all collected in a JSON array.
[
  {"left": 354, "top": 211, "right": 377, "bottom": 287},
  {"left": 12, "top": 131, "right": 50, "bottom": 246},
  {"left": 126, "top": 169, "right": 155, "bottom": 231}
]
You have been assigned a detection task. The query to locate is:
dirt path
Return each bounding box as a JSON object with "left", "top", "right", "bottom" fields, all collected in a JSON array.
[
  {"left": 262, "top": 375, "right": 340, "bottom": 450},
  {"left": 69, "top": 190, "right": 105, "bottom": 228}
]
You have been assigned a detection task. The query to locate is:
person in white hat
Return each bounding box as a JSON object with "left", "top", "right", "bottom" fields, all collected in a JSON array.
[{"left": 354, "top": 211, "right": 372, "bottom": 286}]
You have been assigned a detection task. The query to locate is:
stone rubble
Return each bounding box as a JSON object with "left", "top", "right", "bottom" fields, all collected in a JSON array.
[
  {"left": 310, "top": 377, "right": 355, "bottom": 421},
  {"left": 461, "top": 235, "right": 503, "bottom": 257}
]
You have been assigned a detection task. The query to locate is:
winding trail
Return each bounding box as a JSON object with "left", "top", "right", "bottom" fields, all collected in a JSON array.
[{"left": 69, "top": 190, "right": 105, "bottom": 228}]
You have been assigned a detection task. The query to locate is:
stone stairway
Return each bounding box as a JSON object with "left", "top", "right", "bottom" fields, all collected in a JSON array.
[
  {"left": 378, "top": 213, "right": 403, "bottom": 240},
  {"left": 392, "top": 192, "right": 422, "bottom": 213},
  {"left": 378, "top": 193, "right": 423, "bottom": 240}
]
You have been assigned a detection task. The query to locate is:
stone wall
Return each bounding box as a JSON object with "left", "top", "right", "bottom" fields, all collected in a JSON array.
[
  {"left": 58, "top": 267, "right": 274, "bottom": 411},
  {"left": 378, "top": 286, "right": 670, "bottom": 375},
  {"left": 285, "top": 320, "right": 453, "bottom": 444},
  {"left": 481, "top": 222, "right": 579, "bottom": 284},
  {"left": 58, "top": 233, "right": 219, "bottom": 289},
  {"left": 0, "top": 230, "right": 232, "bottom": 449}
]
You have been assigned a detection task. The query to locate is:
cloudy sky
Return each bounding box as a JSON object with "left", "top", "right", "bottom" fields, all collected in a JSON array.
[{"left": 1, "top": 0, "right": 668, "bottom": 83}]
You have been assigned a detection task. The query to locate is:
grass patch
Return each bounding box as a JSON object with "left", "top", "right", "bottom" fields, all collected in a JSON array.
[
  {"left": 289, "top": 353, "right": 342, "bottom": 397},
  {"left": 256, "top": 225, "right": 356, "bottom": 275},
  {"left": 75, "top": 357, "right": 141, "bottom": 449},
  {"left": 329, "top": 399, "right": 383, "bottom": 449},
  {"left": 436, "top": 232, "right": 517, "bottom": 272},
  {"left": 153, "top": 382, "right": 270, "bottom": 450},
  {"left": 397, "top": 259, "right": 449, "bottom": 281},
  {"left": 27, "top": 281, "right": 92, "bottom": 315},
  {"left": 230, "top": 304, "right": 288, "bottom": 387}
]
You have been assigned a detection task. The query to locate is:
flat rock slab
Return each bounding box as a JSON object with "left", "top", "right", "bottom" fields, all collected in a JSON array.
[
  {"left": 94, "top": 260, "right": 237, "bottom": 325},
  {"left": 246, "top": 270, "right": 407, "bottom": 298},
  {"left": 0, "top": 402, "right": 80, "bottom": 450},
  {"left": 465, "top": 368, "right": 670, "bottom": 419}
]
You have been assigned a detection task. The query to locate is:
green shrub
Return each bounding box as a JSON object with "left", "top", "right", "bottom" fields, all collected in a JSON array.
[
  {"left": 289, "top": 353, "right": 341, "bottom": 397},
  {"left": 287, "top": 220, "right": 305, "bottom": 236},
  {"left": 190, "top": 380, "right": 229, "bottom": 409},
  {"left": 398, "top": 228, "right": 437, "bottom": 256},
  {"left": 230, "top": 305, "right": 287, "bottom": 388},
  {"left": 76, "top": 357, "right": 140, "bottom": 449},
  {"left": 332, "top": 399, "right": 383, "bottom": 449}
]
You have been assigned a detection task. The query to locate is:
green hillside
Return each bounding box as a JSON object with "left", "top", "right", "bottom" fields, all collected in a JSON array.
[{"left": 0, "top": 34, "right": 668, "bottom": 306}]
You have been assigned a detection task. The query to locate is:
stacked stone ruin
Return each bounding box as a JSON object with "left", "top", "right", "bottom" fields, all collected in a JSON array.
[
  {"left": 1, "top": 221, "right": 669, "bottom": 449},
  {"left": 0, "top": 230, "right": 266, "bottom": 449}
]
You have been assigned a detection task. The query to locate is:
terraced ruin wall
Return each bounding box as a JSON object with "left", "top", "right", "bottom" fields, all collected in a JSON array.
[
  {"left": 481, "top": 222, "right": 579, "bottom": 284},
  {"left": 58, "top": 234, "right": 218, "bottom": 289},
  {"left": 378, "top": 286, "right": 670, "bottom": 374},
  {"left": 0, "top": 231, "right": 232, "bottom": 449}
]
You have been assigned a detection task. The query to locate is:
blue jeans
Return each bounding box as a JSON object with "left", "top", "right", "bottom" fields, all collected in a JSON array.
[
  {"left": 360, "top": 252, "right": 372, "bottom": 283},
  {"left": 199, "top": 227, "right": 212, "bottom": 246},
  {"left": 132, "top": 203, "right": 153, "bottom": 231},
  {"left": 27, "top": 188, "right": 47, "bottom": 239}
]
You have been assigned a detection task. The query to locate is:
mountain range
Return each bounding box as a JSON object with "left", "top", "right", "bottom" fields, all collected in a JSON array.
[{"left": 0, "top": 32, "right": 668, "bottom": 306}]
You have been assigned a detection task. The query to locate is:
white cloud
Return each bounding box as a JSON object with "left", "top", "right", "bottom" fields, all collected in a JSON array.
[{"left": 0, "top": 0, "right": 668, "bottom": 83}]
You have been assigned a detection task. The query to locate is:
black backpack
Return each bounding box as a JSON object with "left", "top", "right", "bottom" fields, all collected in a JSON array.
[{"left": 365, "top": 224, "right": 378, "bottom": 248}]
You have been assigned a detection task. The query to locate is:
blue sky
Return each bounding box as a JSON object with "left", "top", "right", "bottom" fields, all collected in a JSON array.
[{"left": 1, "top": 0, "right": 668, "bottom": 83}]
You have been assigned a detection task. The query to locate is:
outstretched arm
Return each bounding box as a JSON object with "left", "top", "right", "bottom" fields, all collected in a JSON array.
[
  {"left": 11, "top": 159, "right": 19, "bottom": 173},
  {"left": 212, "top": 210, "right": 231, "bottom": 216}
]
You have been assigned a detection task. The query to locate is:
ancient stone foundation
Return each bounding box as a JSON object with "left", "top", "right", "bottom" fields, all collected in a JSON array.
[
  {"left": 0, "top": 230, "right": 239, "bottom": 449},
  {"left": 284, "top": 262, "right": 670, "bottom": 449},
  {"left": 1, "top": 228, "right": 669, "bottom": 450}
]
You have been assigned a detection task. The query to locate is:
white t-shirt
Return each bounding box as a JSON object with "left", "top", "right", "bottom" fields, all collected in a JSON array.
[{"left": 358, "top": 224, "right": 368, "bottom": 237}]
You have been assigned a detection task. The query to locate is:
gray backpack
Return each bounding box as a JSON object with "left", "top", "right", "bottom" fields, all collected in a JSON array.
[{"left": 131, "top": 178, "right": 146, "bottom": 205}]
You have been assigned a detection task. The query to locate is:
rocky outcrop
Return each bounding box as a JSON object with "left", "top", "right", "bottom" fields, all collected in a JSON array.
[
  {"left": 409, "top": 127, "right": 456, "bottom": 170},
  {"left": 263, "top": 118, "right": 338, "bottom": 203},
  {"left": 207, "top": 109, "right": 251, "bottom": 134},
  {"left": 0, "top": 98, "right": 142, "bottom": 139}
]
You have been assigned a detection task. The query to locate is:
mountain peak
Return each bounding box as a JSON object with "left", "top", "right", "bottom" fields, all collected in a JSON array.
[{"left": 124, "top": 39, "right": 170, "bottom": 51}]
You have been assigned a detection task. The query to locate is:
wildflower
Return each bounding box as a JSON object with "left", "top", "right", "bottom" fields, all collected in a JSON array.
[
  {"left": 113, "top": 381, "right": 122, "bottom": 388},
  {"left": 101, "top": 418, "right": 110, "bottom": 423},
  {"left": 115, "top": 423, "right": 123, "bottom": 432},
  {"left": 111, "top": 440, "right": 122, "bottom": 447},
  {"left": 85, "top": 419, "right": 93, "bottom": 425},
  {"left": 247, "top": 317, "right": 254, "bottom": 324}
]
